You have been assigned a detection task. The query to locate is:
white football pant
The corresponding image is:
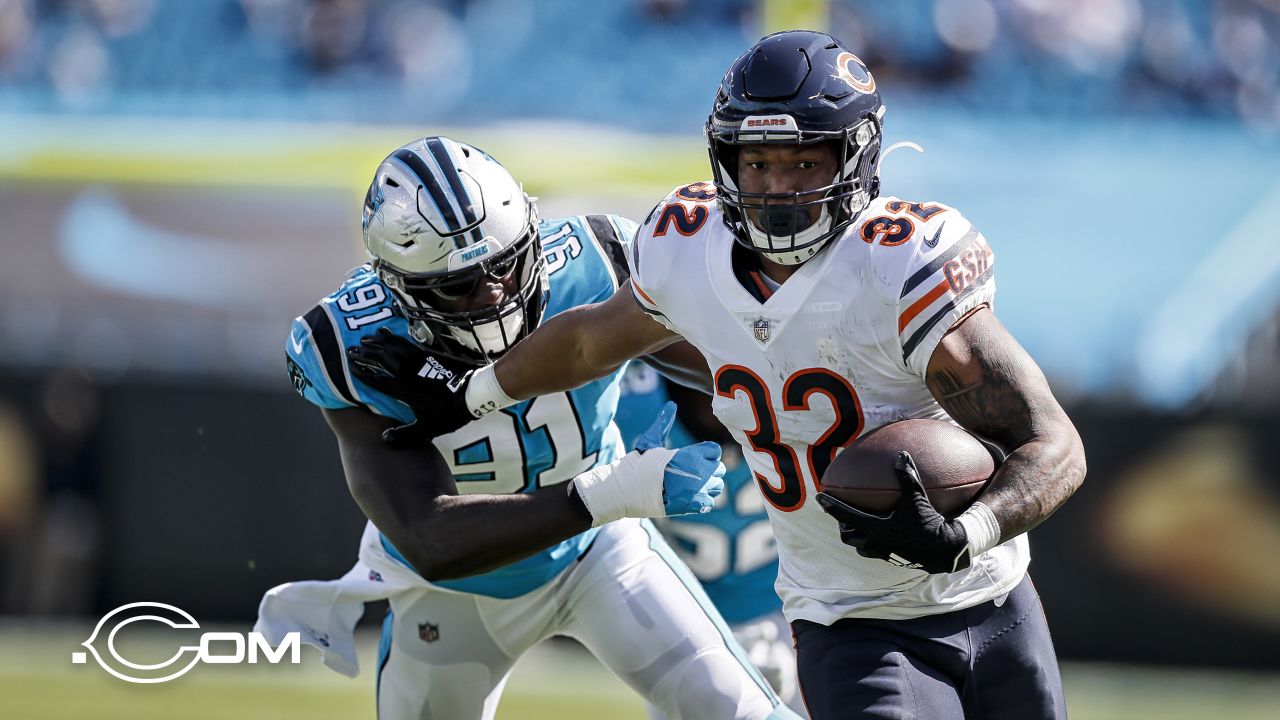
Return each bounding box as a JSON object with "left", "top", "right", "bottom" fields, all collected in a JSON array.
[
  {"left": 370, "top": 518, "right": 792, "bottom": 720},
  {"left": 649, "top": 610, "right": 808, "bottom": 720}
]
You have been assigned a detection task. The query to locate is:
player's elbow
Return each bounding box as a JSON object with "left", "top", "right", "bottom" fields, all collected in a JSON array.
[
  {"left": 1068, "top": 431, "right": 1087, "bottom": 493},
  {"left": 382, "top": 522, "right": 455, "bottom": 581},
  {"left": 399, "top": 547, "right": 450, "bottom": 582},
  {"left": 414, "top": 557, "right": 471, "bottom": 583},
  {"left": 1051, "top": 419, "right": 1087, "bottom": 496},
  {"left": 395, "top": 503, "right": 488, "bottom": 582},
  {"left": 391, "top": 509, "right": 460, "bottom": 581},
  {"left": 344, "top": 478, "right": 451, "bottom": 579},
  {"left": 403, "top": 539, "right": 474, "bottom": 582}
]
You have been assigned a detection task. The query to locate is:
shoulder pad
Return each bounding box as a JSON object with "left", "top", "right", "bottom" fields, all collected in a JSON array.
[
  {"left": 285, "top": 309, "right": 359, "bottom": 409},
  {"left": 855, "top": 197, "right": 958, "bottom": 250},
  {"left": 880, "top": 202, "right": 996, "bottom": 373},
  {"left": 633, "top": 182, "right": 719, "bottom": 273},
  {"left": 583, "top": 214, "right": 634, "bottom": 286}
]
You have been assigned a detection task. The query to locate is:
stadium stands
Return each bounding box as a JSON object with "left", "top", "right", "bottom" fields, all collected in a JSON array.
[{"left": 0, "top": 0, "right": 1276, "bottom": 130}]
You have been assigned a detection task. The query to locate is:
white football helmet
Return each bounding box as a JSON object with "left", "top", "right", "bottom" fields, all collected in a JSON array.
[{"left": 362, "top": 136, "right": 547, "bottom": 363}]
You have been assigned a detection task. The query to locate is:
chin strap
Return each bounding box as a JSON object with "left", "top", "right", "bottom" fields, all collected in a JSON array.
[
  {"left": 761, "top": 245, "right": 823, "bottom": 266},
  {"left": 750, "top": 205, "right": 834, "bottom": 266},
  {"left": 877, "top": 141, "right": 924, "bottom": 175}
]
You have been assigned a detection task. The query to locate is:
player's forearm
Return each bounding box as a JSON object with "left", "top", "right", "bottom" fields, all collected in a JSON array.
[
  {"left": 926, "top": 308, "right": 1087, "bottom": 544},
  {"left": 978, "top": 427, "right": 1086, "bottom": 543},
  {"left": 493, "top": 305, "right": 623, "bottom": 401},
  {"left": 388, "top": 487, "right": 592, "bottom": 581},
  {"left": 644, "top": 341, "right": 712, "bottom": 394},
  {"left": 328, "top": 407, "right": 593, "bottom": 580}
]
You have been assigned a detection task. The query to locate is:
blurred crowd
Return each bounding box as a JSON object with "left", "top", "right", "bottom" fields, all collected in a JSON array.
[
  {"left": 832, "top": 0, "right": 1280, "bottom": 127},
  {"left": 0, "top": 0, "right": 1276, "bottom": 129}
]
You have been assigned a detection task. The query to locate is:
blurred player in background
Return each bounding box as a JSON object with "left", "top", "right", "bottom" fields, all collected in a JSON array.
[
  {"left": 255, "top": 136, "right": 801, "bottom": 720},
  {"left": 350, "top": 32, "right": 1087, "bottom": 719},
  {"left": 615, "top": 362, "right": 809, "bottom": 718}
]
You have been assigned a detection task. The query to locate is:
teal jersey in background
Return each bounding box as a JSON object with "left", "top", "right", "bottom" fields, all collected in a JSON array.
[{"left": 614, "top": 363, "right": 783, "bottom": 625}]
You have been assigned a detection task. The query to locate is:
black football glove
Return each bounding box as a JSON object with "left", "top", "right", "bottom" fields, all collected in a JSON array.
[
  {"left": 346, "top": 328, "right": 475, "bottom": 447},
  {"left": 815, "top": 451, "right": 970, "bottom": 574}
]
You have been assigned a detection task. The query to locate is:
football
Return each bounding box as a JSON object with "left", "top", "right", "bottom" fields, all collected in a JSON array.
[{"left": 819, "top": 418, "right": 996, "bottom": 518}]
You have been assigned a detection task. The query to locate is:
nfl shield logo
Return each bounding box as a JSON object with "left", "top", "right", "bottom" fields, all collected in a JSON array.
[
  {"left": 753, "top": 318, "right": 770, "bottom": 342},
  {"left": 418, "top": 622, "right": 440, "bottom": 643}
]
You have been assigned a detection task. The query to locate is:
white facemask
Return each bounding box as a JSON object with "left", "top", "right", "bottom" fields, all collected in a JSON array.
[
  {"left": 449, "top": 311, "right": 525, "bottom": 356},
  {"left": 746, "top": 205, "right": 834, "bottom": 265}
]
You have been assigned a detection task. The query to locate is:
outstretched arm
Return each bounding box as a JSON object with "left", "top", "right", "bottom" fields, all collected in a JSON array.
[
  {"left": 925, "top": 306, "right": 1086, "bottom": 543},
  {"left": 325, "top": 407, "right": 592, "bottom": 581},
  {"left": 493, "top": 280, "right": 682, "bottom": 401},
  {"left": 324, "top": 399, "right": 724, "bottom": 579}
]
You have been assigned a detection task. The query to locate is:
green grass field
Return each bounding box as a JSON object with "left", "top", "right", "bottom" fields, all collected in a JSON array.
[{"left": 2, "top": 621, "right": 1278, "bottom": 719}]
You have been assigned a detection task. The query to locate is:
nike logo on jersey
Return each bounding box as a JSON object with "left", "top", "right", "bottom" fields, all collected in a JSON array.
[
  {"left": 290, "top": 329, "right": 307, "bottom": 355},
  {"left": 924, "top": 222, "right": 946, "bottom": 249}
]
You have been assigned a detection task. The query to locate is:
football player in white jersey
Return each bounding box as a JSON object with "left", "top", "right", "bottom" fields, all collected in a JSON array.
[
  {"left": 257, "top": 136, "right": 803, "bottom": 720},
  {"left": 352, "top": 33, "right": 1086, "bottom": 720}
]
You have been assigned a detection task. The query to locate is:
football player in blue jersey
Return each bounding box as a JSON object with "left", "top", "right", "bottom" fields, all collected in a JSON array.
[
  {"left": 615, "top": 364, "right": 809, "bottom": 719},
  {"left": 255, "top": 136, "right": 801, "bottom": 720}
]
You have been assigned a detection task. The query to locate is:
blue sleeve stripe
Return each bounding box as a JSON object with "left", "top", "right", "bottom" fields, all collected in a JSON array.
[
  {"left": 585, "top": 214, "right": 631, "bottom": 288},
  {"left": 303, "top": 304, "right": 359, "bottom": 406},
  {"left": 900, "top": 225, "right": 979, "bottom": 299},
  {"left": 900, "top": 264, "right": 992, "bottom": 361}
]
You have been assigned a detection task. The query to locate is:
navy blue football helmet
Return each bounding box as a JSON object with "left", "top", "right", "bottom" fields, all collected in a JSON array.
[{"left": 706, "top": 30, "right": 884, "bottom": 265}]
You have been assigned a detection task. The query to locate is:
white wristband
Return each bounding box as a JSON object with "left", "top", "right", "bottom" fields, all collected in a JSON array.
[
  {"left": 955, "top": 501, "right": 1002, "bottom": 558},
  {"left": 571, "top": 447, "right": 676, "bottom": 527},
  {"left": 464, "top": 364, "right": 517, "bottom": 418}
]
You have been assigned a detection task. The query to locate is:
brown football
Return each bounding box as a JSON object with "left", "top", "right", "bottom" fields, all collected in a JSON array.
[{"left": 819, "top": 418, "right": 996, "bottom": 518}]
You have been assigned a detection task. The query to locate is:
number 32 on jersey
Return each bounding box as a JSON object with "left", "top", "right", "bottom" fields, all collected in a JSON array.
[{"left": 714, "top": 365, "right": 864, "bottom": 512}]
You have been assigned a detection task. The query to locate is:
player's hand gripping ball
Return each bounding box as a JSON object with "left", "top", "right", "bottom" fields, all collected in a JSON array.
[{"left": 815, "top": 419, "right": 997, "bottom": 573}]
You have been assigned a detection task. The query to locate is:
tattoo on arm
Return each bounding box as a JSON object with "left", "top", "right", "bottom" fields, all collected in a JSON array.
[
  {"left": 925, "top": 309, "right": 1086, "bottom": 540},
  {"left": 926, "top": 363, "right": 1035, "bottom": 451}
]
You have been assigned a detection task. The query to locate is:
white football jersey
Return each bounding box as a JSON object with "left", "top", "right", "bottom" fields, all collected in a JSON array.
[{"left": 628, "top": 183, "right": 1030, "bottom": 625}]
